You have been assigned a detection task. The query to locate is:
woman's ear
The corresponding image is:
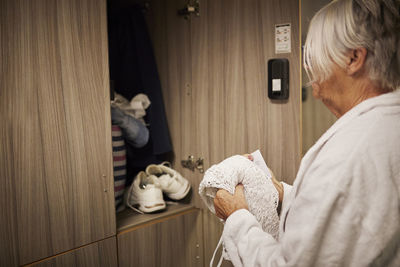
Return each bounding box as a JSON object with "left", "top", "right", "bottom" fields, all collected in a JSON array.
[{"left": 346, "top": 47, "right": 367, "bottom": 75}]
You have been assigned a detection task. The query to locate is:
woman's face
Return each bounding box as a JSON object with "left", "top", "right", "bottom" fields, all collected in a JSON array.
[
  {"left": 311, "top": 64, "right": 347, "bottom": 117},
  {"left": 310, "top": 48, "right": 385, "bottom": 118}
]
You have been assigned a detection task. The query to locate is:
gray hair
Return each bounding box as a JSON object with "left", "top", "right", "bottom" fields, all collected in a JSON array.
[{"left": 304, "top": 0, "right": 400, "bottom": 90}]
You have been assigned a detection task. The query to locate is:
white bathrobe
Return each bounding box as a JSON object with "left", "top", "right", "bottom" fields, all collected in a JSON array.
[{"left": 222, "top": 90, "right": 400, "bottom": 267}]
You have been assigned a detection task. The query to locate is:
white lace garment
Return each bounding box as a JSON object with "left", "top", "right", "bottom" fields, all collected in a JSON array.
[{"left": 199, "top": 155, "right": 280, "bottom": 266}]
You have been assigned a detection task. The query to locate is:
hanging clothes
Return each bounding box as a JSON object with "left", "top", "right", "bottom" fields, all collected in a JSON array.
[
  {"left": 111, "top": 92, "right": 151, "bottom": 125},
  {"left": 108, "top": 4, "right": 172, "bottom": 182},
  {"left": 112, "top": 125, "right": 127, "bottom": 212},
  {"left": 111, "top": 106, "right": 149, "bottom": 148}
]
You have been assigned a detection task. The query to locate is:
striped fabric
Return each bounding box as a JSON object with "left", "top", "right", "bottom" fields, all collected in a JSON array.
[{"left": 112, "top": 125, "right": 127, "bottom": 212}]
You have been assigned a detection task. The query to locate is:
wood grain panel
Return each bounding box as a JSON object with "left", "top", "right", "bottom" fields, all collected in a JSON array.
[
  {"left": 202, "top": 210, "right": 233, "bottom": 267},
  {"left": 191, "top": 0, "right": 301, "bottom": 182},
  {"left": 190, "top": 0, "right": 227, "bottom": 209},
  {"left": 145, "top": 0, "right": 198, "bottom": 203},
  {"left": 190, "top": 0, "right": 301, "bottom": 263},
  {"left": 117, "top": 203, "right": 194, "bottom": 232},
  {"left": 258, "top": 0, "right": 301, "bottom": 184},
  {"left": 117, "top": 209, "right": 203, "bottom": 267},
  {"left": 0, "top": 0, "right": 115, "bottom": 265},
  {"left": 55, "top": 0, "right": 116, "bottom": 249},
  {"left": 28, "top": 237, "right": 117, "bottom": 267},
  {"left": 139, "top": 0, "right": 301, "bottom": 265}
]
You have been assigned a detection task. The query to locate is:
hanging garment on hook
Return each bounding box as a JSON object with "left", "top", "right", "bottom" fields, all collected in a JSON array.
[
  {"left": 111, "top": 106, "right": 149, "bottom": 148},
  {"left": 112, "top": 125, "right": 128, "bottom": 212},
  {"left": 108, "top": 5, "right": 173, "bottom": 182},
  {"left": 111, "top": 93, "right": 151, "bottom": 124}
]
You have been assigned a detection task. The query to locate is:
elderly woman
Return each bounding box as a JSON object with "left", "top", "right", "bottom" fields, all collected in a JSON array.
[{"left": 213, "top": 0, "right": 400, "bottom": 266}]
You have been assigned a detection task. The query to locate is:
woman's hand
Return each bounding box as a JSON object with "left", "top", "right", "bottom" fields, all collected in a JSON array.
[
  {"left": 242, "top": 154, "right": 254, "bottom": 161},
  {"left": 214, "top": 184, "right": 249, "bottom": 220}
]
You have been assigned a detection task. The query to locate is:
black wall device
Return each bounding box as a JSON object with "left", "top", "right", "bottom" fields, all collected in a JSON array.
[{"left": 268, "top": 58, "right": 289, "bottom": 100}]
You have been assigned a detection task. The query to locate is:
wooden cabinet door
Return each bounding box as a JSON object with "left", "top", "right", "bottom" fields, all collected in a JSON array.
[
  {"left": 0, "top": 0, "right": 115, "bottom": 265},
  {"left": 190, "top": 0, "right": 301, "bottom": 264},
  {"left": 117, "top": 209, "right": 203, "bottom": 267},
  {"left": 128, "top": 0, "right": 301, "bottom": 266},
  {"left": 145, "top": 0, "right": 197, "bottom": 199},
  {"left": 29, "top": 237, "right": 117, "bottom": 267}
]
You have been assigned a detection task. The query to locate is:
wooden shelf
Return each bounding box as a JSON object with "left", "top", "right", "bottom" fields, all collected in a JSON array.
[{"left": 116, "top": 203, "right": 196, "bottom": 233}]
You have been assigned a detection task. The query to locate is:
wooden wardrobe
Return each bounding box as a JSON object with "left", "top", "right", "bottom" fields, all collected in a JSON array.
[{"left": 0, "top": 0, "right": 301, "bottom": 266}]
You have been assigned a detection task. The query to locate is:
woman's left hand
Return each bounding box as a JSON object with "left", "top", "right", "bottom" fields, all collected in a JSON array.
[{"left": 214, "top": 184, "right": 249, "bottom": 220}]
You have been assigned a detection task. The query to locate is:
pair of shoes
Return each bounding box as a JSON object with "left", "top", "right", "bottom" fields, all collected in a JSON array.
[
  {"left": 124, "top": 162, "right": 190, "bottom": 214},
  {"left": 146, "top": 162, "right": 191, "bottom": 201}
]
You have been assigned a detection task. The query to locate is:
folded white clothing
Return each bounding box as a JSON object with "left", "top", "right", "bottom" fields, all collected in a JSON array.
[
  {"left": 199, "top": 154, "right": 280, "bottom": 237},
  {"left": 199, "top": 155, "right": 280, "bottom": 266}
]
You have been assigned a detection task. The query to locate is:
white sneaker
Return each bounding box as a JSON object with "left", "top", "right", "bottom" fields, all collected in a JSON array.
[
  {"left": 145, "top": 162, "right": 191, "bottom": 200},
  {"left": 124, "top": 171, "right": 166, "bottom": 213}
]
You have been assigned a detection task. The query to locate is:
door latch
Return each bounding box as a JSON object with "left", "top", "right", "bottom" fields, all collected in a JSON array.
[{"left": 181, "top": 155, "right": 204, "bottom": 173}]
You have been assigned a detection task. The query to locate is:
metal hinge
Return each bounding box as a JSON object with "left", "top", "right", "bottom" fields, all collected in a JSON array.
[
  {"left": 178, "top": 0, "right": 200, "bottom": 20},
  {"left": 181, "top": 155, "right": 204, "bottom": 173}
]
